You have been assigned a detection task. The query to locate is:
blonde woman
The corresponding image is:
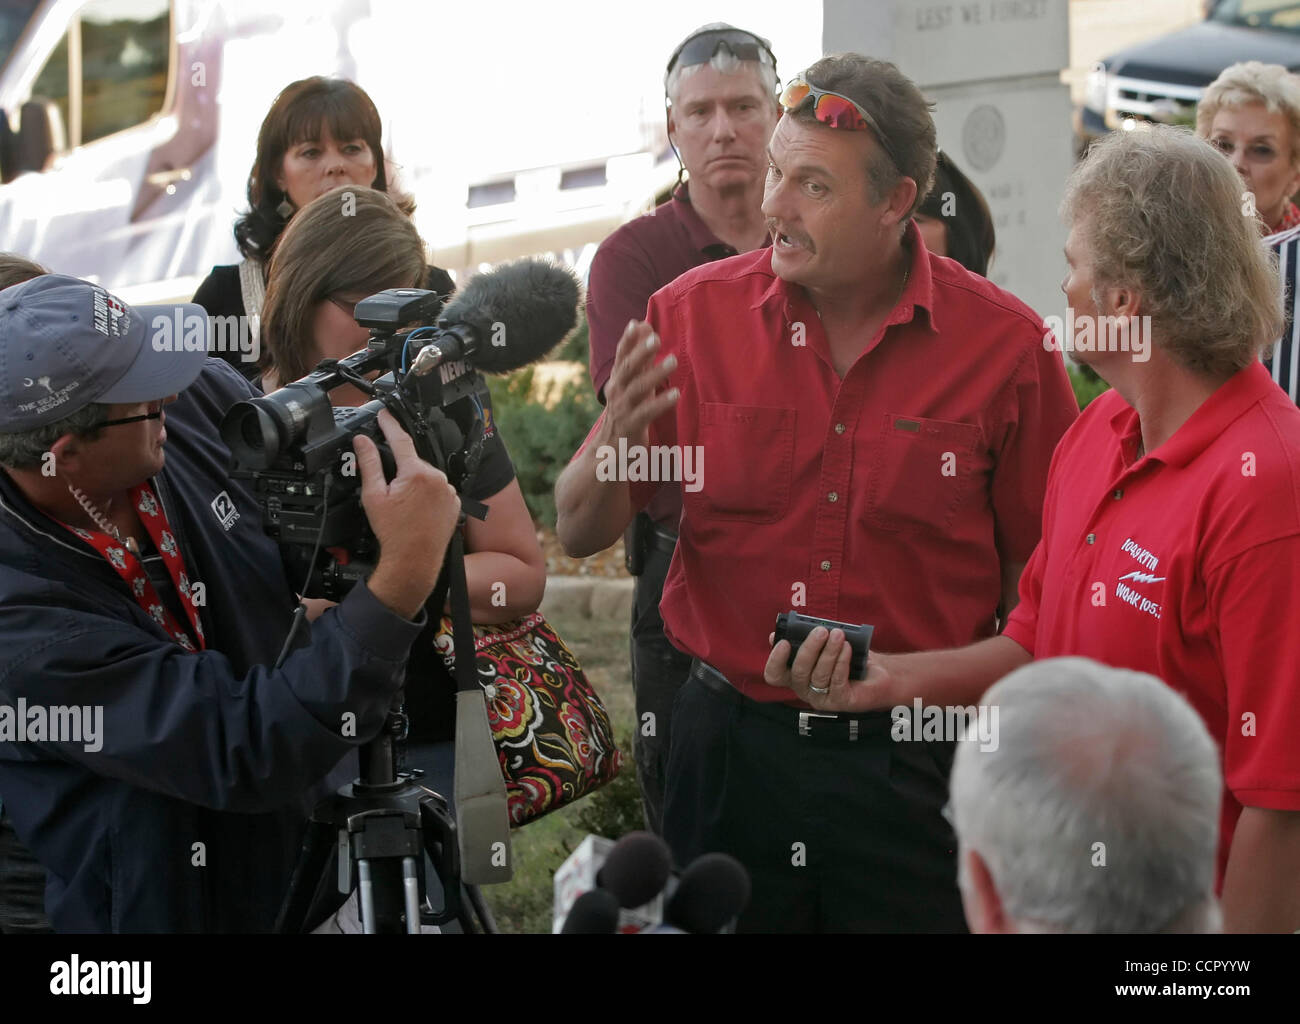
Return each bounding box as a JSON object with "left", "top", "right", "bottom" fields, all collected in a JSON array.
[{"left": 1197, "top": 61, "right": 1300, "bottom": 401}]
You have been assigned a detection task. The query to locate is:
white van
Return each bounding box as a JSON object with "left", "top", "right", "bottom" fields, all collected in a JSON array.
[{"left": 0, "top": 0, "right": 676, "bottom": 302}]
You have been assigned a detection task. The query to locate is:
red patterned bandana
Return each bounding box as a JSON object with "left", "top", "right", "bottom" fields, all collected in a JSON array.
[{"left": 59, "top": 482, "right": 206, "bottom": 651}]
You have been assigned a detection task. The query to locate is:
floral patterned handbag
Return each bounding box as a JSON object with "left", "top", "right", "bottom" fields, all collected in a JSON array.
[{"left": 433, "top": 611, "right": 623, "bottom": 827}]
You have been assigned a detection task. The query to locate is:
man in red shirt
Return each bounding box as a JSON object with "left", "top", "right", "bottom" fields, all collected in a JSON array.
[
  {"left": 773, "top": 125, "right": 1300, "bottom": 933},
  {"left": 556, "top": 55, "right": 1077, "bottom": 931},
  {"left": 585, "top": 24, "right": 779, "bottom": 836}
]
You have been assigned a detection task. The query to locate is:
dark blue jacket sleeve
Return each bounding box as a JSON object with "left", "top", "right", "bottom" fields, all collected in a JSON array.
[{"left": 0, "top": 582, "right": 424, "bottom": 813}]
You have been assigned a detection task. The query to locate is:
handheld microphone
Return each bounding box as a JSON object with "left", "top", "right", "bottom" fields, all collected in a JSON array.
[
  {"left": 596, "top": 832, "right": 673, "bottom": 909},
  {"left": 410, "top": 259, "right": 581, "bottom": 377},
  {"left": 664, "top": 853, "right": 752, "bottom": 934},
  {"left": 560, "top": 889, "right": 620, "bottom": 935},
  {"left": 553, "top": 833, "right": 753, "bottom": 934},
  {"left": 552, "top": 833, "right": 669, "bottom": 933}
]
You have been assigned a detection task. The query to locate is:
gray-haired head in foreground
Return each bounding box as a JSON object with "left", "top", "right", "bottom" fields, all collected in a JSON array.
[{"left": 950, "top": 657, "right": 1222, "bottom": 933}]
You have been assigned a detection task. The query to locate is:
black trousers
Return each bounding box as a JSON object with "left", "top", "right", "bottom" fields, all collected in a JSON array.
[
  {"left": 629, "top": 530, "right": 693, "bottom": 836},
  {"left": 662, "top": 666, "right": 967, "bottom": 933}
]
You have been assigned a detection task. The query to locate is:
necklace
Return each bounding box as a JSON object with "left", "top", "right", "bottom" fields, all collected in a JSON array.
[{"left": 67, "top": 484, "right": 141, "bottom": 558}]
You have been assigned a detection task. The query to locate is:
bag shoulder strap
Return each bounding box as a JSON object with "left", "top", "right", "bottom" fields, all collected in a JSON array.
[
  {"left": 443, "top": 529, "right": 479, "bottom": 694},
  {"left": 237, "top": 258, "right": 266, "bottom": 335}
]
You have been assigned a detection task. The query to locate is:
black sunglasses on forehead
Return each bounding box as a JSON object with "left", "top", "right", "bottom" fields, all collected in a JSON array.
[{"left": 665, "top": 27, "right": 778, "bottom": 79}]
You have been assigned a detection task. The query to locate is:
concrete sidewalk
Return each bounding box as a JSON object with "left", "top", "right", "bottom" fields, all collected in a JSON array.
[{"left": 540, "top": 575, "right": 634, "bottom": 622}]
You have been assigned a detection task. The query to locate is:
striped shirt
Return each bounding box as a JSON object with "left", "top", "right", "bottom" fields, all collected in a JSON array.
[{"left": 1265, "top": 221, "right": 1300, "bottom": 403}]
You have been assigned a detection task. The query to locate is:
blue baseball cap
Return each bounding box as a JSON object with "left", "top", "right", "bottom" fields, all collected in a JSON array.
[{"left": 0, "top": 274, "right": 208, "bottom": 432}]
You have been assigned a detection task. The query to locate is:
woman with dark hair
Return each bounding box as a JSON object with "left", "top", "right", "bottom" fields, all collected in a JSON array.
[
  {"left": 260, "top": 186, "right": 543, "bottom": 623},
  {"left": 193, "top": 77, "right": 453, "bottom": 379},
  {"left": 260, "top": 187, "right": 545, "bottom": 819},
  {"left": 913, "top": 150, "right": 996, "bottom": 277}
]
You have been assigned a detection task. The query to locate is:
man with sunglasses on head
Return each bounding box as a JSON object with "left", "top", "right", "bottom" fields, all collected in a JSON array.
[
  {"left": 0, "top": 274, "right": 461, "bottom": 932},
  {"left": 582, "top": 24, "right": 779, "bottom": 836},
  {"left": 557, "top": 55, "right": 1076, "bottom": 932}
]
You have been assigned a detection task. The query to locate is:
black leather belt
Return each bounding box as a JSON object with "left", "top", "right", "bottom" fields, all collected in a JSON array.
[{"left": 688, "top": 660, "right": 891, "bottom": 740}]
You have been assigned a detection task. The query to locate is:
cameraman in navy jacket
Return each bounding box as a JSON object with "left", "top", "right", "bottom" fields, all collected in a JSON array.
[{"left": 0, "top": 274, "right": 461, "bottom": 932}]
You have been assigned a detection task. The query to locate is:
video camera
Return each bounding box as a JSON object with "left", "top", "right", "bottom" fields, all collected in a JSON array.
[{"left": 219, "top": 259, "right": 580, "bottom": 600}]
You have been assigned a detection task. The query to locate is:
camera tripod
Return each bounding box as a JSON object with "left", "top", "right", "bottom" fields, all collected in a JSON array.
[
  {"left": 275, "top": 532, "right": 501, "bottom": 935},
  {"left": 274, "top": 699, "right": 497, "bottom": 934}
]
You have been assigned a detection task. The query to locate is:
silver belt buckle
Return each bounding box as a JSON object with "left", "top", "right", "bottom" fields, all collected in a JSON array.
[{"left": 798, "top": 710, "right": 837, "bottom": 737}]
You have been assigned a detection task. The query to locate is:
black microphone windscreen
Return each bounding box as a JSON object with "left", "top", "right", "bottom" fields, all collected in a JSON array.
[
  {"left": 561, "top": 888, "right": 620, "bottom": 934},
  {"left": 664, "top": 853, "right": 752, "bottom": 934},
  {"left": 439, "top": 258, "right": 581, "bottom": 374},
  {"left": 596, "top": 831, "right": 673, "bottom": 909}
]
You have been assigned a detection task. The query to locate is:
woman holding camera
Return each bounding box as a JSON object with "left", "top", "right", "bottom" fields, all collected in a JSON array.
[
  {"left": 259, "top": 186, "right": 545, "bottom": 629},
  {"left": 194, "top": 77, "right": 453, "bottom": 380},
  {"left": 258, "top": 190, "right": 547, "bottom": 915}
]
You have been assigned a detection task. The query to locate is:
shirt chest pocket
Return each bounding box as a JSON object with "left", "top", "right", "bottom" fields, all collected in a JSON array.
[
  {"left": 865, "top": 414, "right": 985, "bottom": 534},
  {"left": 695, "top": 403, "right": 797, "bottom": 522}
]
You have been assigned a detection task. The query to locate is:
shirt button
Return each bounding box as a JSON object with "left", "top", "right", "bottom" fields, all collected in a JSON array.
[
  {"left": 1113, "top": 489, "right": 1123, "bottom": 500},
  {"left": 834, "top": 423, "right": 846, "bottom": 434},
  {"left": 1086, "top": 533, "right": 1096, "bottom": 544},
  {"left": 820, "top": 560, "right": 832, "bottom": 571},
  {"left": 828, "top": 491, "right": 839, "bottom": 503}
]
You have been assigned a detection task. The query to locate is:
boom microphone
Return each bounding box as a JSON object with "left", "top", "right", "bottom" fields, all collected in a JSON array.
[{"left": 411, "top": 259, "right": 581, "bottom": 377}]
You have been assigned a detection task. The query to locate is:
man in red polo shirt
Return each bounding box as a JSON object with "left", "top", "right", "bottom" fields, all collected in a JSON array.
[
  {"left": 584, "top": 24, "right": 779, "bottom": 836},
  {"left": 556, "top": 54, "right": 1077, "bottom": 931},
  {"left": 774, "top": 125, "right": 1300, "bottom": 933}
]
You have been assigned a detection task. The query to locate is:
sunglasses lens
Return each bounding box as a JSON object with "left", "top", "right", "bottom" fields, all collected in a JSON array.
[
  {"left": 813, "top": 94, "right": 868, "bottom": 131},
  {"left": 779, "top": 81, "right": 811, "bottom": 110},
  {"left": 671, "top": 30, "right": 766, "bottom": 74}
]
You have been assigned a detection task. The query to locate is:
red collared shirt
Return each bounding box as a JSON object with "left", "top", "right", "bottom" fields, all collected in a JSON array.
[
  {"left": 581, "top": 221, "right": 1077, "bottom": 701},
  {"left": 1004, "top": 360, "right": 1300, "bottom": 883}
]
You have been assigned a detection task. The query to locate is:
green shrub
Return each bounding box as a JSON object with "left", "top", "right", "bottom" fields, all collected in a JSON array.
[
  {"left": 1069, "top": 364, "right": 1110, "bottom": 409},
  {"left": 572, "top": 742, "right": 645, "bottom": 839},
  {"left": 555, "top": 314, "right": 590, "bottom": 364},
  {"left": 487, "top": 362, "right": 601, "bottom": 527}
]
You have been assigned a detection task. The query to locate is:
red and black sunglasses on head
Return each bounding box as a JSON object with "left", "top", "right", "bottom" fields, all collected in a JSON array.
[{"left": 780, "top": 75, "right": 902, "bottom": 174}]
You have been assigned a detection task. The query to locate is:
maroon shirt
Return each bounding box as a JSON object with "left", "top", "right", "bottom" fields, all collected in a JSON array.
[
  {"left": 586, "top": 184, "right": 742, "bottom": 528},
  {"left": 579, "top": 221, "right": 1078, "bottom": 701}
]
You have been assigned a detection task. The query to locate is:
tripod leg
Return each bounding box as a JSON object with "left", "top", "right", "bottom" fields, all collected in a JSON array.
[
  {"left": 465, "top": 883, "right": 499, "bottom": 934},
  {"left": 402, "top": 856, "right": 422, "bottom": 934},
  {"left": 358, "top": 858, "right": 378, "bottom": 935},
  {"left": 276, "top": 818, "right": 338, "bottom": 934}
]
